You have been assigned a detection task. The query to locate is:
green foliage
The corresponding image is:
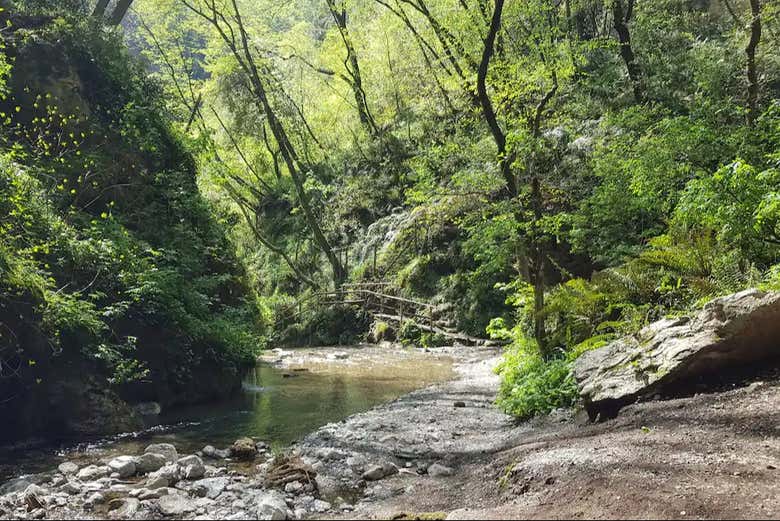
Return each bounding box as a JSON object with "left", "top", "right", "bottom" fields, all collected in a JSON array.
[
  {"left": 397, "top": 319, "right": 423, "bottom": 348},
  {"left": 0, "top": 14, "right": 262, "bottom": 430},
  {"left": 495, "top": 335, "right": 578, "bottom": 419},
  {"left": 280, "top": 305, "right": 369, "bottom": 347},
  {"left": 68, "top": 0, "right": 780, "bottom": 425}
]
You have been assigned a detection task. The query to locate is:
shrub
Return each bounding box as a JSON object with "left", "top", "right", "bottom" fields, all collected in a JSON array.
[
  {"left": 397, "top": 319, "right": 422, "bottom": 347},
  {"left": 495, "top": 336, "right": 578, "bottom": 419}
]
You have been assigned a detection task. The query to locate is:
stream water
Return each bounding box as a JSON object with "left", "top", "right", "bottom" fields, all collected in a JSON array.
[{"left": 0, "top": 346, "right": 454, "bottom": 484}]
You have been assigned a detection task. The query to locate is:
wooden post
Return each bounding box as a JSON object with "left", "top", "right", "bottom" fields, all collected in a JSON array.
[{"left": 373, "top": 244, "right": 378, "bottom": 278}]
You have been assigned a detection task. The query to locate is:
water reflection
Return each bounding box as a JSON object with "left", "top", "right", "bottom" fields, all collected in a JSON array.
[{"left": 0, "top": 348, "right": 453, "bottom": 482}]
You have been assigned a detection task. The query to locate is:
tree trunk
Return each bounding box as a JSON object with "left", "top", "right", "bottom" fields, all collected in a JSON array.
[
  {"left": 746, "top": 0, "right": 762, "bottom": 126},
  {"left": 612, "top": 0, "right": 645, "bottom": 103},
  {"left": 109, "top": 0, "right": 134, "bottom": 25},
  {"left": 229, "top": 1, "right": 346, "bottom": 287},
  {"left": 530, "top": 177, "right": 547, "bottom": 353},
  {"left": 476, "top": 0, "right": 515, "bottom": 198},
  {"left": 181, "top": 0, "right": 347, "bottom": 288},
  {"left": 92, "top": 0, "right": 110, "bottom": 18},
  {"left": 325, "top": 0, "right": 379, "bottom": 138}
]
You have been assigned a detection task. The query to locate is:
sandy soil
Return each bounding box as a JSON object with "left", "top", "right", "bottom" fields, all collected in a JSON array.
[{"left": 298, "top": 347, "right": 780, "bottom": 520}]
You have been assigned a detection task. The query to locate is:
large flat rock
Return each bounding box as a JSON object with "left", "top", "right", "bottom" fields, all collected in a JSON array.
[{"left": 574, "top": 289, "right": 780, "bottom": 419}]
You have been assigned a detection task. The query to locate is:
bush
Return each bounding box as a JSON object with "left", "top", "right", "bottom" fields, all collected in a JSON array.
[
  {"left": 495, "top": 336, "right": 578, "bottom": 419},
  {"left": 369, "top": 320, "right": 394, "bottom": 342},
  {"left": 420, "top": 331, "right": 448, "bottom": 348},
  {"left": 397, "top": 319, "right": 423, "bottom": 347},
  {"left": 281, "top": 305, "right": 369, "bottom": 346}
]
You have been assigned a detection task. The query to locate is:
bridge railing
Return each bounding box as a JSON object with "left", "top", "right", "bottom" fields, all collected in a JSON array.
[{"left": 278, "top": 282, "right": 440, "bottom": 331}]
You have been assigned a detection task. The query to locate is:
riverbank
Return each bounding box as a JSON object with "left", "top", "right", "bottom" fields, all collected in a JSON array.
[
  {"left": 300, "top": 355, "right": 780, "bottom": 520},
  {"left": 4, "top": 343, "right": 780, "bottom": 520}
]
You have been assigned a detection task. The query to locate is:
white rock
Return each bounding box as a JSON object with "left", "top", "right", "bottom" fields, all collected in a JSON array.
[
  {"left": 146, "top": 472, "right": 172, "bottom": 490},
  {"left": 313, "top": 499, "right": 331, "bottom": 513},
  {"left": 136, "top": 452, "right": 167, "bottom": 474},
  {"left": 193, "top": 477, "right": 229, "bottom": 499},
  {"left": 158, "top": 493, "right": 196, "bottom": 516},
  {"left": 61, "top": 481, "right": 81, "bottom": 495},
  {"left": 144, "top": 443, "right": 178, "bottom": 463},
  {"left": 77, "top": 465, "right": 110, "bottom": 481},
  {"left": 57, "top": 462, "right": 79, "bottom": 475},
  {"left": 256, "top": 491, "right": 288, "bottom": 520},
  {"left": 428, "top": 463, "right": 454, "bottom": 477},
  {"left": 108, "top": 497, "right": 140, "bottom": 519},
  {"left": 362, "top": 462, "right": 397, "bottom": 481},
  {"left": 177, "top": 455, "right": 206, "bottom": 480},
  {"left": 108, "top": 456, "right": 137, "bottom": 479},
  {"left": 84, "top": 492, "right": 105, "bottom": 509},
  {"left": 284, "top": 481, "right": 303, "bottom": 494}
]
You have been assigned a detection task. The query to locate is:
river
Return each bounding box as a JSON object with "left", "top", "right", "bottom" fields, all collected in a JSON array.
[{"left": 0, "top": 345, "right": 454, "bottom": 484}]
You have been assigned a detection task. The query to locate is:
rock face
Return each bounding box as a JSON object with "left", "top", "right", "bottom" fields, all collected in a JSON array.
[{"left": 574, "top": 289, "right": 780, "bottom": 419}]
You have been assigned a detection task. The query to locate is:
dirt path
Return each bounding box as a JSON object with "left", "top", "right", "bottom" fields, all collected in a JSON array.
[{"left": 297, "top": 349, "right": 780, "bottom": 520}]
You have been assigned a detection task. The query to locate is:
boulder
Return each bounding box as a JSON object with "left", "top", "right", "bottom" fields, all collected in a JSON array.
[
  {"left": 428, "top": 463, "right": 454, "bottom": 477},
  {"left": 361, "top": 462, "right": 397, "bottom": 481},
  {"left": 313, "top": 499, "right": 332, "bottom": 513},
  {"left": 192, "top": 477, "right": 229, "bottom": 500},
  {"left": 61, "top": 481, "right": 81, "bottom": 495},
  {"left": 108, "top": 498, "right": 140, "bottom": 519},
  {"left": 136, "top": 452, "right": 167, "bottom": 474},
  {"left": 77, "top": 465, "right": 110, "bottom": 481},
  {"left": 84, "top": 492, "right": 105, "bottom": 509},
  {"left": 57, "top": 462, "right": 79, "bottom": 475},
  {"left": 144, "top": 443, "right": 178, "bottom": 463},
  {"left": 148, "top": 464, "right": 178, "bottom": 489},
  {"left": 107, "top": 456, "right": 137, "bottom": 478},
  {"left": 256, "top": 491, "right": 288, "bottom": 520},
  {"left": 575, "top": 289, "right": 780, "bottom": 419},
  {"left": 177, "top": 455, "right": 205, "bottom": 480},
  {"left": 158, "top": 493, "right": 196, "bottom": 516},
  {"left": 201, "top": 445, "right": 218, "bottom": 459},
  {"left": 230, "top": 438, "right": 258, "bottom": 461}
]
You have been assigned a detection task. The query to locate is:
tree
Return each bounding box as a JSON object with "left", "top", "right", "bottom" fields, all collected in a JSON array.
[
  {"left": 109, "top": 0, "right": 135, "bottom": 25},
  {"left": 611, "top": 0, "right": 645, "bottom": 103},
  {"left": 746, "top": 0, "right": 762, "bottom": 126},
  {"left": 476, "top": 0, "right": 564, "bottom": 352},
  {"left": 92, "top": 0, "right": 110, "bottom": 18},
  {"left": 180, "top": 0, "right": 347, "bottom": 288},
  {"left": 325, "top": 0, "right": 380, "bottom": 138}
]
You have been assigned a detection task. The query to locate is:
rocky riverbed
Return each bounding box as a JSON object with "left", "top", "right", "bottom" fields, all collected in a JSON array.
[
  {"left": 0, "top": 345, "right": 503, "bottom": 520},
  {"left": 5, "top": 334, "right": 780, "bottom": 520}
]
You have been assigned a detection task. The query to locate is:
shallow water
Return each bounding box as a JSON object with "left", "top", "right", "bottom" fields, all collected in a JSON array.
[{"left": 0, "top": 346, "right": 453, "bottom": 483}]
